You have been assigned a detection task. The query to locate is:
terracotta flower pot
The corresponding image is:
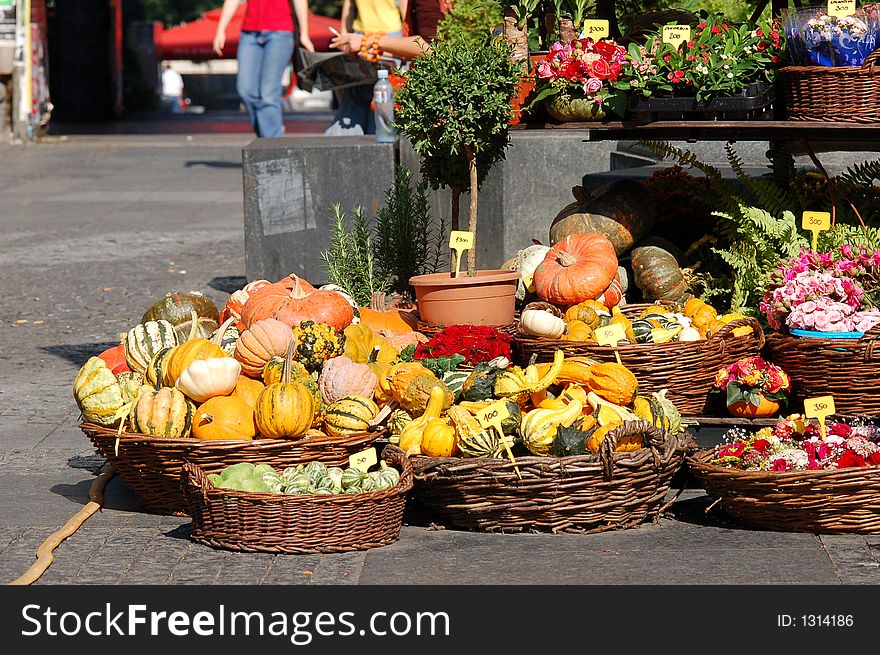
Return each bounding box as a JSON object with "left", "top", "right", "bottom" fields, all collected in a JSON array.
[
  {"left": 409, "top": 270, "right": 519, "bottom": 327},
  {"left": 728, "top": 394, "right": 781, "bottom": 418}
]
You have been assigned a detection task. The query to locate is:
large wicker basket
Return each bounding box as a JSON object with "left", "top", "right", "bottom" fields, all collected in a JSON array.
[
  {"left": 181, "top": 445, "right": 412, "bottom": 553},
  {"left": 765, "top": 324, "right": 880, "bottom": 415},
  {"left": 513, "top": 313, "right": 764, "bottom": 415},
  {"left": 688, "top": 450, "right": 880, "bottom": 533},
  {"left": 778, "top": 51, "right": 880, "bottom": 122},
  {"left": 410, "top": 421, "right": 695, "bottom": 534},
  {"left": 81, "top": 422, "right": 381, "bottom": 516}
]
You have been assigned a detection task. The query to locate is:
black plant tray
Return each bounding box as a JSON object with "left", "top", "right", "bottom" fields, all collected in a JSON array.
[{"left": 627, "top": 83, "right": 775, "bottom": 122}]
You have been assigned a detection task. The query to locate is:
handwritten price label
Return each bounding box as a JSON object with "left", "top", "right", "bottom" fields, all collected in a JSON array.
[
  {"left": 828, "top": 0, "right": 856, "bottom": 18},
  {"left": 802, "top": 211, "right": 831, "bottom": 251},
  {"left": 595, "top": 323, "right": 627, "bottom": 364},
  {"left": 477, "top": 400, "right": 511, "bottom": 432},
  {"left": 348, "top": 446, "right": 378, "bottom": 473},
  {"left": 582, "top": 20, "right": 610, "bottom": 40},
  {"left": 662, "top": 25, "right": 691, "bottom": 47},
  {"left": 804, "top": 395, "right": 836, "bottom": 440},
  {"left": 449, "top": 230, "right": 475, "bottom": 279}
]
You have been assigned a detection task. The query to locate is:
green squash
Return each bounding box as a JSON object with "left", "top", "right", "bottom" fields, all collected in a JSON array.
[
  {"left": 500, "top": 400, "right": 522, "bottom": 436},
  {"left": 552, "top": 423, "right": 596, "bottom": 456},
  {"left": 461, "top": 365, "right": 501, "bottom": 402},
  {"left": 210, "top": 324, "right": 240, "bottom": 356},
  {"left": 442, "top": 369, "right": 471, "bottom": 400},
  {"left": 341, "top": 467, "right": 367, "bottom": 490},
  {"left": 141, "top": 292, "right": 220, "bottom": 341}
]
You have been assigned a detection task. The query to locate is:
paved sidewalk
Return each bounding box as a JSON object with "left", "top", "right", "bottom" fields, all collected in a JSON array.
[{"left": 1, "top": 135, "right": 879, "bottom": 585}]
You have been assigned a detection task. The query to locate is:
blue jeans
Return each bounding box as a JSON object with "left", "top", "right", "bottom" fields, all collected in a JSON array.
[{"left": 237, "top": 30, "right": 294, "bottom": 137}]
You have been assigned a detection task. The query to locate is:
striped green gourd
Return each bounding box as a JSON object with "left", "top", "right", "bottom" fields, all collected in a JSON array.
[
  {"left": 128, "top": 386, "right": 195, "bottom": 438},
  {"left": 124, "top": 320, "right": 178, "bottom": 373},
  {"left": 323, "top": 395, "right": 379, "bottom": 437},
  {"left": 442, "top": 370, "right": 471, "bottom": 400}
]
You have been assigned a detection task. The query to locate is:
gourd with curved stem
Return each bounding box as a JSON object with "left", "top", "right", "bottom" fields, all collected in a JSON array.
[
  {"left": 240, "top": 275, "right": 354, "bottom": 331},
  {"left": 162, "top": 315, "right": 234, "bottom": 387},
  {"left": 254, "top": 340, "right": 315, "bottom": 439}
]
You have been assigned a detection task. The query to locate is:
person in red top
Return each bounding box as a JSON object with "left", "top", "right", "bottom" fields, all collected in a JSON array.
[{"left": 213, "top": 0, "right": 314, "bottom": 137}]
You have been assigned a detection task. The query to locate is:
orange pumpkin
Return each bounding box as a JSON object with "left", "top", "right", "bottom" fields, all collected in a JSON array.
[
  {"left": 162, "top": 317, "right": 231, "bottom": 387},
  {"left": 563, "top": 320, "right": 594, "bottom": 342},
  {"left": 239, "top": 274, "right": 354, "bottom": 332},
  {"left": 231, "top": 375, "right": 265, "bottom": 409},
  {"left": 358, "top": 293, "right": 417, "bottom": 332},
  {"left": 219, "top": 279, "right": 271, "bottom": 330},
  {"left": 379, "top": 330, "right": 429, "bottom": 352},
  {"left": 533, "top": 233, "right": 618, "bottom": 306},
  {"left": 234, "top": 317, "right": 294, "bottom": 377},
  {"left": 192, "top": 395, "right": 256, "bottom": 440}
]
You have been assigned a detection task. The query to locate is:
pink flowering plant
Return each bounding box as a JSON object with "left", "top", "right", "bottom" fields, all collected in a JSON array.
[
  {"left": 713, "top": 356, "right": 791, "bottom": 409},
  {"left": 712, "top": 414, "right": 880, "bottom": 472},
  {"left": 531, "top": 37, "right": 629, "bottom": 118},
  {"left": 760, "top": 244, "right": 880, "bottom": 333}
]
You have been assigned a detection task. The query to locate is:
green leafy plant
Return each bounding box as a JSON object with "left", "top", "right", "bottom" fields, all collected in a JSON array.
[
  {"left": 374, "top": 167, "right": 448, "bottom": 298},
  {"left": 320, "top": 204, "right": 389, "bottom": 306},
  {"left": 435, "top": 0, "right": 504, "bottom": 48},
  {"left": 396, "top": 35, "right": 521, "bottom": 275}
]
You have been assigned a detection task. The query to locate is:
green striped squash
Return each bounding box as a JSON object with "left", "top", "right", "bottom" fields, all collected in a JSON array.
[
  {"left": 145, "top": 346, "right": 174, "bottom": 389},
  {"left": 442, "top": 370, "right": 471, "bottom": 400},
  {"left": 124, "top": 320, "right": 178, "bottom": 373},
  {"left": 73, "top": 357, "right": 126, "bottom": 427},
  {"left": 323, "top": 395, "right": 378, "bottom": 437},
  {"left": 128, "top": 386, "right": 195, "bottom": 438}
]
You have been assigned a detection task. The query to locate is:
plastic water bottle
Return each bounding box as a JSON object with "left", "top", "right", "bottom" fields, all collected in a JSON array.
[{"left": 373, "top": 70, "right": 397, "bottom": 144}]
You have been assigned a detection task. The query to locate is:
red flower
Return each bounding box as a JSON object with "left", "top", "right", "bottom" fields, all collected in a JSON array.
[
  {"left": 771, "top": 458, "right": 789, "bottom": 472},
  {"left": 697, "top": 22, "right": 706, "bottom": 29},
  {"left": 752, "top": 438, "right": 770, "bottom": 453},
  {"left": 686, "top": 41, "right": 695, "bottom": 48},
  {"left": 757, "top": 41, "right": 767, "bottom": 52},
  {"left": 771, "top": 56, "right": 779, "bottom": 63},
  {"left": 711, "top": 26, "right": 721, "bottom": 34},
  {"left": 829, "top": 423, "right": 853, "bottom": 438},
  {"left": 608, "top": 61, "right": 621, "bottom": 80},
  {"left": 718, "top": 442, "right": 746, "bottom": 459},
  {"left": 756, "top": 28, "right": 764, "bottom": 37},
  {"left": 590, "top": 58, "right": 612, "bottom": 80},
  {"left": 593, "top": 40, "right": 619, "bottom": 60},
  {"left": 837, "top": 450, "right": 866, "bottom": 469},
  {"left": 868, "top": 452, "right": 880, "bottom": 466}
]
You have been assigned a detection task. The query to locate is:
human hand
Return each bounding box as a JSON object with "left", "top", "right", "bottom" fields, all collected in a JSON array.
[
  {"left": 330, "top": 32, "right": 361, "bottom": 57},
  {"left": 213, "top": 31, "right": 225, "bottom": 56},
  {"left": 300, "top": 34, "right": 315, "bottom": 52}
]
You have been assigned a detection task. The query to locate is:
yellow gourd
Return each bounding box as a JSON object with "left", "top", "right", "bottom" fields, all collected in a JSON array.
[
  {"left": 583, "top": 362, "right": 639, "bottom": 406},
  {"left": 494, "top": 349, "right": 564, "bottom": 406},
  {"left": 520, "top": 399, "right": 583, "bottom": 456},
  {"left": 396, "top": 384, "right": 447, "bottom": 455},
  {"left": 563, "top": 320, "right": 595, "bottom": 342},
  {"left": 420, "top": 418, "right": 458, "bottom": 457},
  {"left": 586, "top": 421, "right": 645, "bottom": 453},
  {"left": 587, "top": 391, "right": 639, "bottom": 425}
]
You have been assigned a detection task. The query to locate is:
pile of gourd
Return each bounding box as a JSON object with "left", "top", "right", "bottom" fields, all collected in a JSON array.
[
  {"left": 208, "top": 460, "right": 400, "bottom": 495},
  {"left": 518, "top": 296, "right": 752, "bottom": 345},
  {"left": 393, "top": 349, "right": 685, "bottom": 459},
  {"left": 73, "top": 273, "right": 427, "bottom": 442}
]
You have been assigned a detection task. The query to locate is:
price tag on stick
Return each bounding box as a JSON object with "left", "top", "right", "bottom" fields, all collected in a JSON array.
[
  {"left": 662, "top": 24, "right": 691, "bottom": 48},
  {"left": 595, "top": 322, "right": 627, "bottom": 365},
  {"left": 349, "top": 446, "right": 378, "bottom": 473},
  {"left": 582, "top": 20, "right": 609, "bottom": 40},
  {"left": 449, "top": 230, "right": 474, "bottom": 279},
  {"left": 802, "top": 211, "right": 831, "bottom": 252},
  {"left": 828, "top": 0, "right": 856, "bottom": 18},
  {"left": 804, "top": 395, "right": 836, "bottom": 441},
  {"left": 477, "top": 400, "right": 521, "bottom": 479}
]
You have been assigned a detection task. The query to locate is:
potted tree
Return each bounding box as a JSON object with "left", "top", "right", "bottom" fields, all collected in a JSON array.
[{"left": 397, "top": 34, "right": 522, "bottom": 327}]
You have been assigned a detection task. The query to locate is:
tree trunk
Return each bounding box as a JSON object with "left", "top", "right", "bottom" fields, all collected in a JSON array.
[
  {"left": 558, "top": 17, "right": 579, "bottom": 44},
  {"left": 465, "top": 145, "right": 478, "bottom": 277},
  {"left": 450, "top": 186, "right": 461, "bottom": 274},
  {"left": 503, "top": 15, "right": 530, "bottom": 75}
]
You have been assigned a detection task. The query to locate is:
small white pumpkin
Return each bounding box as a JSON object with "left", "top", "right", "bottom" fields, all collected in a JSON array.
[
  {"left": 175, "top": 357, "right": 242, "bottom": 403},
  {"left": 677, "top": 326, "right": 702, "bottom": 342},
  {"left": 519, "top": 309, "right": 566, "bottom": 339},
  {"left": 506, "top": 244, "right": 551, "bottom": 302}
]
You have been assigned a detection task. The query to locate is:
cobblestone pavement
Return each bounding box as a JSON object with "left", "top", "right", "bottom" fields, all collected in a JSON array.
[{"left": 1, "top": 135, "right": 879, "bottom": 585}]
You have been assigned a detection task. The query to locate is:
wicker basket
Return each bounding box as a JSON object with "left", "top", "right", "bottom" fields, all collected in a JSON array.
[
  {"left": 410, "top": 421, "right": 695, "bottom": 534},
  {"left": 81, "top": 422, "right": 381, "bottom": 516},
  {"left": 181, "top": 445, "right": 412, "bottom": 553},
  {"left": 688, "top": 450, "right": 880, "bottom": 533},
  {"left": 513, "top": 310, "right": 764, "bottom": 415},
  {"left": 766, "top": 324, "right": 880, "bottom": 415},
  {"left": 778, "top": 51, "right": 880, "bottom": 122}
]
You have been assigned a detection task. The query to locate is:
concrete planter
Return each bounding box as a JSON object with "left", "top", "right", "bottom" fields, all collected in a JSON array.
[{"left": 409, "top": 270, "right": 519, "bottom": 327}]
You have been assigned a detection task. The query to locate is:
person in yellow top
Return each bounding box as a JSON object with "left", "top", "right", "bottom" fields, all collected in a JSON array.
[{"left": 324, "top": 0, "right": 404, "bottom": 135}]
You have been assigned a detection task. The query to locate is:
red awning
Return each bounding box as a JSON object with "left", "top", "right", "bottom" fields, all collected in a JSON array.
[{"left": 154, "top": 4, "right": 341, "bottom": 61}]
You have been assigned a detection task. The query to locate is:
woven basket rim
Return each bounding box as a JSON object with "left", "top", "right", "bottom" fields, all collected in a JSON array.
[
  {"left": 688, "top": 449, "right": 880, "bottom": 481},
  {"left": 80, "top": 421, "right": 382, "bottom": 448}
]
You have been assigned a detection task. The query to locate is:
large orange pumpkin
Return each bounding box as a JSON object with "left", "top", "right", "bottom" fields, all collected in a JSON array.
[
  {"left": 219, "top": 279, "right": 271, "bottom": 330},
  {"left": 234, "top": 317, "right": 294, "bottom": 377},
  {"left": 358, "top": 293, "right": 417, "bottom": 333},
  {"left": 192, "top": 395, "right": 256, "bottom": 440},
  {"left": 239, "top": 275, "right": 354, "bottom": 332},
  {"left": 533, "top": 233, "right": 618, "bottom": 306}
]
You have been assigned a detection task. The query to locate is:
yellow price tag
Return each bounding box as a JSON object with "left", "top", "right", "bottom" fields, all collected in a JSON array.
[
  {"left": 802, "top": 211, "right": 831, "bottom": 252},
  {"left": 449, "top": 230, "right": 475, "bottom": 279},
  {"left": 348, "top": 446, "right": 378, "bottom": 473},
  {"left": 595, "top": 323, "right": 626, "bottom": 364},
  {"left": 476, "top": 400, "right": 520, "bottom": 478},
  {"left": 828, "top": 0, "right": 856, "bottom": 18},
  {"left": 662, "top": 25, "right": 691, "bottom": 48},
  {"left": 804, "top": 395, "right": 836, "bottom": 441},
  {"left": 582, "top": 20, "right": 609, "bottom": 40}
]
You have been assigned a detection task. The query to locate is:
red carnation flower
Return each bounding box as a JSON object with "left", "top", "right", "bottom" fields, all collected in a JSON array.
[
  {"left": 752, "top": 438, "right": 770, "bottom": 453},
  {"left": 868, "top": 452, "right": 880, "bottom": 466},
  {"left": 829, "top": 423, "right": 853, "bottom": 438},
  {"left": 837, "top": 450, "right": 866, "bottom": 469},
  {"left": 771, "top": 458, "right": 788, "bottom": 472}
]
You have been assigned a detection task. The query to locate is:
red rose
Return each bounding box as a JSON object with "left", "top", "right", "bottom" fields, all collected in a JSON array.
[
  {"left": 590, "top": 58, "right": 612, "bottom": 79},
  {"left": 608, "top": 61, "right": 621, "bottom": 80},
  {"left": 593, "top": 40, "right": 618, "bottom": 60},
  {"left": 752, "top": 438, "right": 770, "bottom": 453},
  {"left": 837, "top": 450, "right": 866, "bottom": 469},
  {"left": 868, "top": 452, "right": 880, "bottom": 466}
]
